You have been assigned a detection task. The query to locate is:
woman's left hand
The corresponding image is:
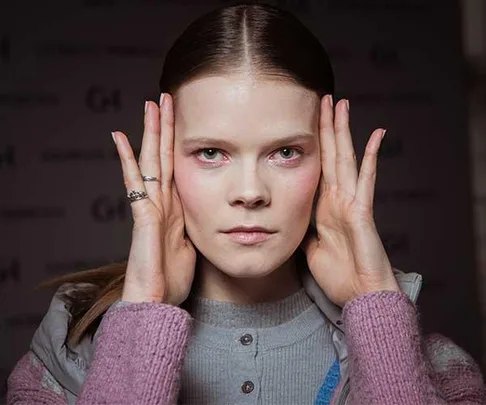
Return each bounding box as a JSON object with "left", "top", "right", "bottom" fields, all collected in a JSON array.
[{"left": 300, "top": 96, "right": 400, "bottom": 308}]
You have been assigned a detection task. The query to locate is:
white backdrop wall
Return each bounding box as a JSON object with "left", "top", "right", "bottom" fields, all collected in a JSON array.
[{"left": 1, "top": 0, "right": 483, "bottom": 401}]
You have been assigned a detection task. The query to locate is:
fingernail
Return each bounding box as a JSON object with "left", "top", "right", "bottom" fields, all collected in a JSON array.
[
  {"left": 159, "top": 93, "right": 165, "bottom": 107},
  {"left": 144, "top": 101, "right": 148, "bottom": 113},
  {"left": 327, "top": 94, "right": 333, "bottom": 108},
  {"left": 382, "top": 129, "right": 387, "bottom": 139},
  {"left": 111, "top": 131, "right": 117, "bottom": 145},
  {"left": 345, "top": 99, "right": 350, "bottom": 111}
]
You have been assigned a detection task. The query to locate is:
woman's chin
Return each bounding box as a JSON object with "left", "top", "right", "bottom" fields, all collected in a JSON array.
[
  {"left": 210, "top": 253, "right": 289, "bottom": 279},
  {"left": 221, "top": 266, "right": 275, "bottom": 279}
]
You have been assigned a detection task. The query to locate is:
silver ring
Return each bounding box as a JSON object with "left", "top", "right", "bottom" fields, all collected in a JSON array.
[
  {"left": 127, "top": 190, "right": 148, "bottom": 203},
  {"left": 142, "top": 175, "right": 159, "bottom": 182}
]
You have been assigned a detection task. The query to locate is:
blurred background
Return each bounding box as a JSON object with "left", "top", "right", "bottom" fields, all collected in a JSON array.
[{"left": 1, "top": 0, "right": 486, "bottom": 401}]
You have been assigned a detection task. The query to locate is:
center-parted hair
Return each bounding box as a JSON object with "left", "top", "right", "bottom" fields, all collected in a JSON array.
[{"left": 159, "top": 3, "right": 333, "bottom": 98}]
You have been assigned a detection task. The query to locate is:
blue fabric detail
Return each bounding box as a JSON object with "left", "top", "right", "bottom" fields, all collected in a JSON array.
[{"left": 314, "top": 358, "right": 341, "bottom": 405}]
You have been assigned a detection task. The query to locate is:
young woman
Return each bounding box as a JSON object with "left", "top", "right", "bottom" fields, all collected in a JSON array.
[{"left": 7, "top": 3, "right": 485, "bottom": 405}]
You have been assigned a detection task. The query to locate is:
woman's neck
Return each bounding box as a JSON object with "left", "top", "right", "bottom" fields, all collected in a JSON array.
[{"left": 191, "top": 254, "right": 303, "bottom": 304}]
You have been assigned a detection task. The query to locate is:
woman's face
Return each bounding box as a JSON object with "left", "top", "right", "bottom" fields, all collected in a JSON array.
[{"left": 173, "top": 74, "right": 321, "bottom": 278}]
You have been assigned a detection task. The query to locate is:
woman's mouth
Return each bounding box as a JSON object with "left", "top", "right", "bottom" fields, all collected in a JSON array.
[{"left": 223, "top": 231, "right": 275, "bottom": 245}]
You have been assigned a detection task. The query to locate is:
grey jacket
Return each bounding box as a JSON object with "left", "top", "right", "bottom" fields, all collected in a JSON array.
[{"left": 30, "top": 267, "right": 423, "bottom": 405}]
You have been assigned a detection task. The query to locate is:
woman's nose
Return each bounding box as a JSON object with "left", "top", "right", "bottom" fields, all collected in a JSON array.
[{"left": 228, "top": 167, "right": 270, "bottom": 209}]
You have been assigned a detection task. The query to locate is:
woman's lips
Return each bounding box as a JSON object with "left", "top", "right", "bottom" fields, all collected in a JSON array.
[{"left": 224, "top": 231, "right": 274, "bottom": 245}]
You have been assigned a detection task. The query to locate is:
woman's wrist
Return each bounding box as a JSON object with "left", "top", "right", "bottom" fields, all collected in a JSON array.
[
  {"left": 121, "top": 291, "right": 167, "bottom": 304},
  {"left": 350, "top": 277, "right": 401, "bottom": 303}
]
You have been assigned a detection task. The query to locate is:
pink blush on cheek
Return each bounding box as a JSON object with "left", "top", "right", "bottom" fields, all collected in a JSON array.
[
  {"left": 282, "top": 166, "right": 320, "bottom": 199},
  {"left": 173, "top": 159, "right": 196, "bottom": 202},
  {"left": 279, "top": 172, "right": 320, "bottom": 220},
  {"left": 173, "top": 164, "right": 215, "bottom": 221}
]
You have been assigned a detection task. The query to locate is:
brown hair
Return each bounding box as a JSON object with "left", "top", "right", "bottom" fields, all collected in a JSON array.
[{"left": 38, "top": 2, "right": 334, "bottom": 348}]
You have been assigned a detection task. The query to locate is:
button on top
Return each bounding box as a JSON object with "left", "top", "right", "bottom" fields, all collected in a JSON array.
[
  {"left": 240, "top": 333, "right": 253, "bottom": 345},
  {"left": 241, "top": 381, "right": 254, "bottom": 394}
]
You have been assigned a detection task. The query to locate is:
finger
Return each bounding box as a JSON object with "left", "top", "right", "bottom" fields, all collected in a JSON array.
[
  {"left": 138, "top": 100, "right": 163, "bottom": 211},
  {"left": 319, "top": 94, "right": 337, "bottom": 190},
  {"left": 334, "top": 99, "right": 358, "bottom": 196},
  {"left": 112, "top": 131, "right": 149, "bottom": 217},
  {"left": 160, "top": 93, "right": 175, "bottom": 195},
  {"left": 355, "top": 128, "right": 385, "bottom": 208}
]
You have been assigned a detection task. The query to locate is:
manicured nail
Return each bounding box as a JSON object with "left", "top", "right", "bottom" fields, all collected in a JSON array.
[
  {"left": 111, "top": 131, "right": 117, "bottom": 145},
  {"left": 159, "top": 93, "right": 165, "bottom": 107},
  {"left": 144, "top": 101, "right": 148, "bottom": 113}
]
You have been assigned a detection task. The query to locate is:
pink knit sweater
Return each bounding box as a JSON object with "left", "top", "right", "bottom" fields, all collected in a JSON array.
[{"left": 7, "top": 291, "right": 486, "bottom": 404}]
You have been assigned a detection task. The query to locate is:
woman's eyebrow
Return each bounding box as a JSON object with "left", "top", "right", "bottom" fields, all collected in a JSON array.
[{"left": 181, "top": 133, "right": 316, "bottom": 150}]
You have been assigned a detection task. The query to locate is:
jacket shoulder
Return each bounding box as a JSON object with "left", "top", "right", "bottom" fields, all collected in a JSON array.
[{"left": 29, "top": 282, "right": 109, "bottom": 401}]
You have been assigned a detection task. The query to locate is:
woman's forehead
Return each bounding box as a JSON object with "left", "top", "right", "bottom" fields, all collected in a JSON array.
[
  {"left": 174, "top": 75, "right": 320, "bottom": 135},
  {"left": 175, "top": 74, "right": 318, "bottom": 105}
]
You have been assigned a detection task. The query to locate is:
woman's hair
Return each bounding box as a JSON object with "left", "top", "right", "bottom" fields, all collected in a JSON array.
[{"left": 38, "top": 2, "right": 335, "bottom": 348}]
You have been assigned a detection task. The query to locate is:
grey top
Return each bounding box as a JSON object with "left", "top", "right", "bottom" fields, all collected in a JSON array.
[{"left": 178, "top": 287, "right": 336, "bottom": 405}]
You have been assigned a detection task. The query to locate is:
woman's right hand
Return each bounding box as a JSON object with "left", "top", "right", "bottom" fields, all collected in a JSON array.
[{"left": 112, "top": 93, "right": 197, "bottom": 306}]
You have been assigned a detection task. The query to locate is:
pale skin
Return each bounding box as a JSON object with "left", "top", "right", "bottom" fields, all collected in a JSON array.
[
  {"left": 113, "top": 73, "right": 399, "bottom": 308},
  {"left": 173, "top": 75, "right": 320, "bottom": 304}
]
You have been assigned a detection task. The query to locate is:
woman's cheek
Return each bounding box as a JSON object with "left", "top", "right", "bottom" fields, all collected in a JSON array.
[
  {"left": 281, "top": 163, "right": 320, "bottom": 207},
  {"left": 174, "top": 162, "right": 200, "bottom": 216},
  {"left": 175, "top": 166, "right": 217, "bottom": 227}
]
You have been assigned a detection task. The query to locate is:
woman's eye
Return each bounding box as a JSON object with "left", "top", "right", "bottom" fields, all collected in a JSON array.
[
  {"left": 279, "top": 148, "right": 298, "bottom": 159},
  {"left": 194, "top": 147, "right": 302, "bottom": 164},
  {"left": 196, "top": 148, "right": 223, "bottom": 161},
  {"left": 274, "top": 147, "right": 303, "bottom": 162}
]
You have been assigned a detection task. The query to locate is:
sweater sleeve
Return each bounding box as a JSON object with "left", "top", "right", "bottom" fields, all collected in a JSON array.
[
  {"left": 342, "top": 290, "right": 486, "bottom": 405},
  {"left": 7, "top": 301, "right": 193, "bottom": 405},
  {"left": 7, "top": 351, "right": 68, "bottom": 405}
]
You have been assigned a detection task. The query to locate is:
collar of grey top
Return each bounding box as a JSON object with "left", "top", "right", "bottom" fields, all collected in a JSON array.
[
  {"left": 183, "top": 286, "right": 314, "bottom": 328},
  {"left": 29, "top": 265, "right": 422, "bottom": 401}
]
